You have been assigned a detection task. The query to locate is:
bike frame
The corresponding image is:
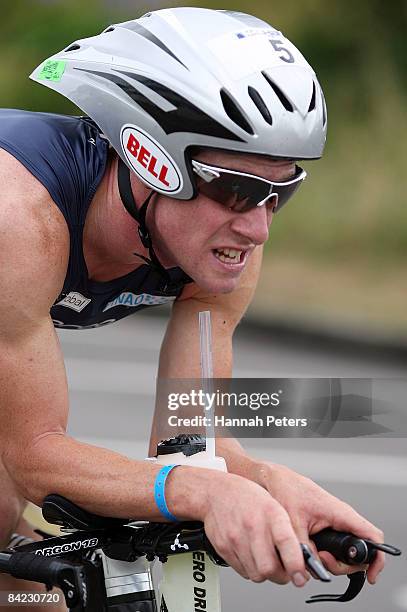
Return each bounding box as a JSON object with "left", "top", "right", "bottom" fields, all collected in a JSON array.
[
  {"left": 0, "top": 504, "right": 226, "bottom": 612},
  {"left": 0, "top": 442, "right": 402, "bottom": 610},
  {"left": 0, "top": 313, "right": 402, "bottom": 609}
]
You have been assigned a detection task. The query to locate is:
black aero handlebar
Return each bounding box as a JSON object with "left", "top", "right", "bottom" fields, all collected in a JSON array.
[
  {"left": 0, "top": 520, "right": 401, "bottom": 610},
  {"left": 0, "top": 551, "right": 86, "bottom": 609}
]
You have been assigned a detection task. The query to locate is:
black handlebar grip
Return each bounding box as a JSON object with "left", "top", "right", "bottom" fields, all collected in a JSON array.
[
  {"left": 9, "top": 553, "right": 85, "bottom": 609},
  {"left": 311, "top": 529, "right": 374, "bottom": 565},
  {"left": 9, "top": 552, "right": 75, "bottom": 584}
]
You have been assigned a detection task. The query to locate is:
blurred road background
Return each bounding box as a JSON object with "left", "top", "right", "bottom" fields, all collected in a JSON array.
[{"left": 60, "top": 313, "right": 407, "bottom": 612}]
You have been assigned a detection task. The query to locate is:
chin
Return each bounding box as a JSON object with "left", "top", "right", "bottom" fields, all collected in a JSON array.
[{"left": 189, "top": 274, "right": 239, "bottom": 294}]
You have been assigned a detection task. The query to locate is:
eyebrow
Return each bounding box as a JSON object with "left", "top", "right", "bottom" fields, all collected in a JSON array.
[
  {"left": 276, "top": 166, "right": 297, "bottom": 181},
  {"left": 245, "top": 162, "right": 297, "bottom": 181}
]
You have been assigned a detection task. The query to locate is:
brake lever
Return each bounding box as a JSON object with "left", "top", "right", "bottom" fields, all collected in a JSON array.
[
  {"left": 301, "top": 544, "right": 331, "bottom": 582},
  {"left": 307, "top": 571, "right": 367, "bottom": 604},
  {"left": 306, "top": 529, "right": 402, "bottom": 604}
]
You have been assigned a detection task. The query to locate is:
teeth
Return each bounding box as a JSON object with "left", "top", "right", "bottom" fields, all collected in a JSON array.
[{"left": 215, "top": 248, "right": 243, "bottom": 263}]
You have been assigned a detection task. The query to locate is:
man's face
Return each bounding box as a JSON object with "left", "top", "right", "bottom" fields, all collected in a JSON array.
[{"left": 149, "top": 150, "right": 296, "bottom": 293}]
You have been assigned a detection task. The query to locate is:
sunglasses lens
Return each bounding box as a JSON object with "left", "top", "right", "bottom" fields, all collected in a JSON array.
[
  {"left": 194, "top": 162, "right": 305, "bottom": 212},
  {"left": 197, "top": 174, "right": 270, "bottom": 211}
]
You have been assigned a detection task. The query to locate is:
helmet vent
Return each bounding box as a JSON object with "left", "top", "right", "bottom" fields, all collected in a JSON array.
[
  {"left": 104, "top": 27, "right": 115, "bottom": 33},
  {"left": 248, "top": 86, "right": 273, "bottom": 125},
  {"left": 308, "top": 81, "right": 316, "bottom": 112},
  {"left": 261, "top": 72, "right": 294, "bottom": 112},
  {"left": 220, "top": 89, "right": 254, "bottom": 135},
  {"left": 65, "top": 44, "right": 81, "bottom": 52}
]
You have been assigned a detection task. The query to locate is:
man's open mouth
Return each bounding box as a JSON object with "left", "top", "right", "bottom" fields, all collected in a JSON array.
[{"left": 213, "top": 248, "right": 244, "bottom": 264}]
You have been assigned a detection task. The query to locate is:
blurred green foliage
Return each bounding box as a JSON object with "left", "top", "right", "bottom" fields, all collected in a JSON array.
[{"left": 1, "top": 0, "right": 406, "bottom": 263}]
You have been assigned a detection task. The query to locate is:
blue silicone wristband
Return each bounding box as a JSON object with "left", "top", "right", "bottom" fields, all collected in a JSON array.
[{"left": 154, "top": 464, "right": 180, "bottom": 522}]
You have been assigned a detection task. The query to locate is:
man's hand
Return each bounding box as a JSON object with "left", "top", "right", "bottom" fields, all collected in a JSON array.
[
  {"left": 196, "top": 472, "right": 310, "bottom": 587},
  {"left": 252, "top": 462, "right": 385, "bottom": 584}
]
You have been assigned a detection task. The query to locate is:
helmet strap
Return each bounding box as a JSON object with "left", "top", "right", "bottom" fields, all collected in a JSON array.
[{"left": 117, "top": 158, "right": 172, "bottom": 285}]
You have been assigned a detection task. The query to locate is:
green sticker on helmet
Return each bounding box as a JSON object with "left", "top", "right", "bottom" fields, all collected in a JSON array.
[{"left": 38, "top": 60, "right": 66, "bottom": 82}]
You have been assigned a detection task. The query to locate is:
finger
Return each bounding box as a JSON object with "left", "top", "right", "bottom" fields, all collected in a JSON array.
[
  {"left": 224, "top": 548, "right": 250, "bottom": 580},
  {"left": 293, "top": 525, "right": 320, "bottom": 580},
  {"left": 331, "top": 504, "right": 384, "bottom": 546},
  {"left": 251, "top": 529, "right": 290, "bottom": 584},
  {"left": 318, "top": 551, "right": 368, "bottom": 576},
  {"left": 210, "top": 534, "right": 251, "bottom": 580},
  {"left": 271, "top": 515, "right": 308, "bottom": 587},
  {"left": 367, "top": 550, "right": 386, "bottom": 584}
]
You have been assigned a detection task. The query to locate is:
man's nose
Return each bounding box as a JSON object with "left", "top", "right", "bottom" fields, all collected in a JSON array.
[{"left": 230, "top": 203, "right": 272, "bottom": 245}]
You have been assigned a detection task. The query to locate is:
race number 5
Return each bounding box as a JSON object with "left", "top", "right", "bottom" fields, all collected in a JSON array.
[{"left": 269, "top": 39, "right": 295, "bottom": 63}]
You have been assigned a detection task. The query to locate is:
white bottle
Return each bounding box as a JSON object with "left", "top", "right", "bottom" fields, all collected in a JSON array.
[{"left": 153, "top": 447, "right": 227, "bottom": 612}]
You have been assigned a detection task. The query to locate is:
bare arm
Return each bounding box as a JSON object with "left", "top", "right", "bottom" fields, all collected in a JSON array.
[
  {"left": 149, "top": 245, "right": 264, "bottom": 455},
  {"left": 0, "top": 153, "right": 317, "bottom": 585},
  {"left": 0, "top": 151, "right": 215, "bottom": 521},
  {"left": 150, "top": 238, "right": 385, "bottom": 584}
]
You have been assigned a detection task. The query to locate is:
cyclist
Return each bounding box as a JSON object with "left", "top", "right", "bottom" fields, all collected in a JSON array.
[{"left": 0, "top": 8, "right": 384, "bottom": 606}]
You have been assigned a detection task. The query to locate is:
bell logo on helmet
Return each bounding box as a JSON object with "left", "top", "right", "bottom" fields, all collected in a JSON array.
[
  {"left": 121, "top": 125, "right": 182, "bottom": 193},
  {"left": 126, "top": 134, "right": 170, "bottom": 186}
]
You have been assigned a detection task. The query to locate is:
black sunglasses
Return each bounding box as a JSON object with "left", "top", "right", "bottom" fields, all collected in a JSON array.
[{"left": 192, "top": 159, "right": 307, "bottom": 213}]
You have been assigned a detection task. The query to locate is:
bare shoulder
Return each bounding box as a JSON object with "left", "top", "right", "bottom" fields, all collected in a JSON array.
[{"left": 0, "top": 149, "right": 70, "bottom": 333}]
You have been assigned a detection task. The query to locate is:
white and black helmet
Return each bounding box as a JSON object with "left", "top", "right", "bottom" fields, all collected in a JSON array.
[{"left": 31, "top": 7, "right": 327, "bottom": 200}]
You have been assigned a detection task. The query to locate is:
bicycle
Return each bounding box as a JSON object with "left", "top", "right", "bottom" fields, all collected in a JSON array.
[
  {"left": 0, "top": 313, "right": 402, "bottom": 609},
  {"left": 0, "top": 433, "right": 402, "bottom": 611}
]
